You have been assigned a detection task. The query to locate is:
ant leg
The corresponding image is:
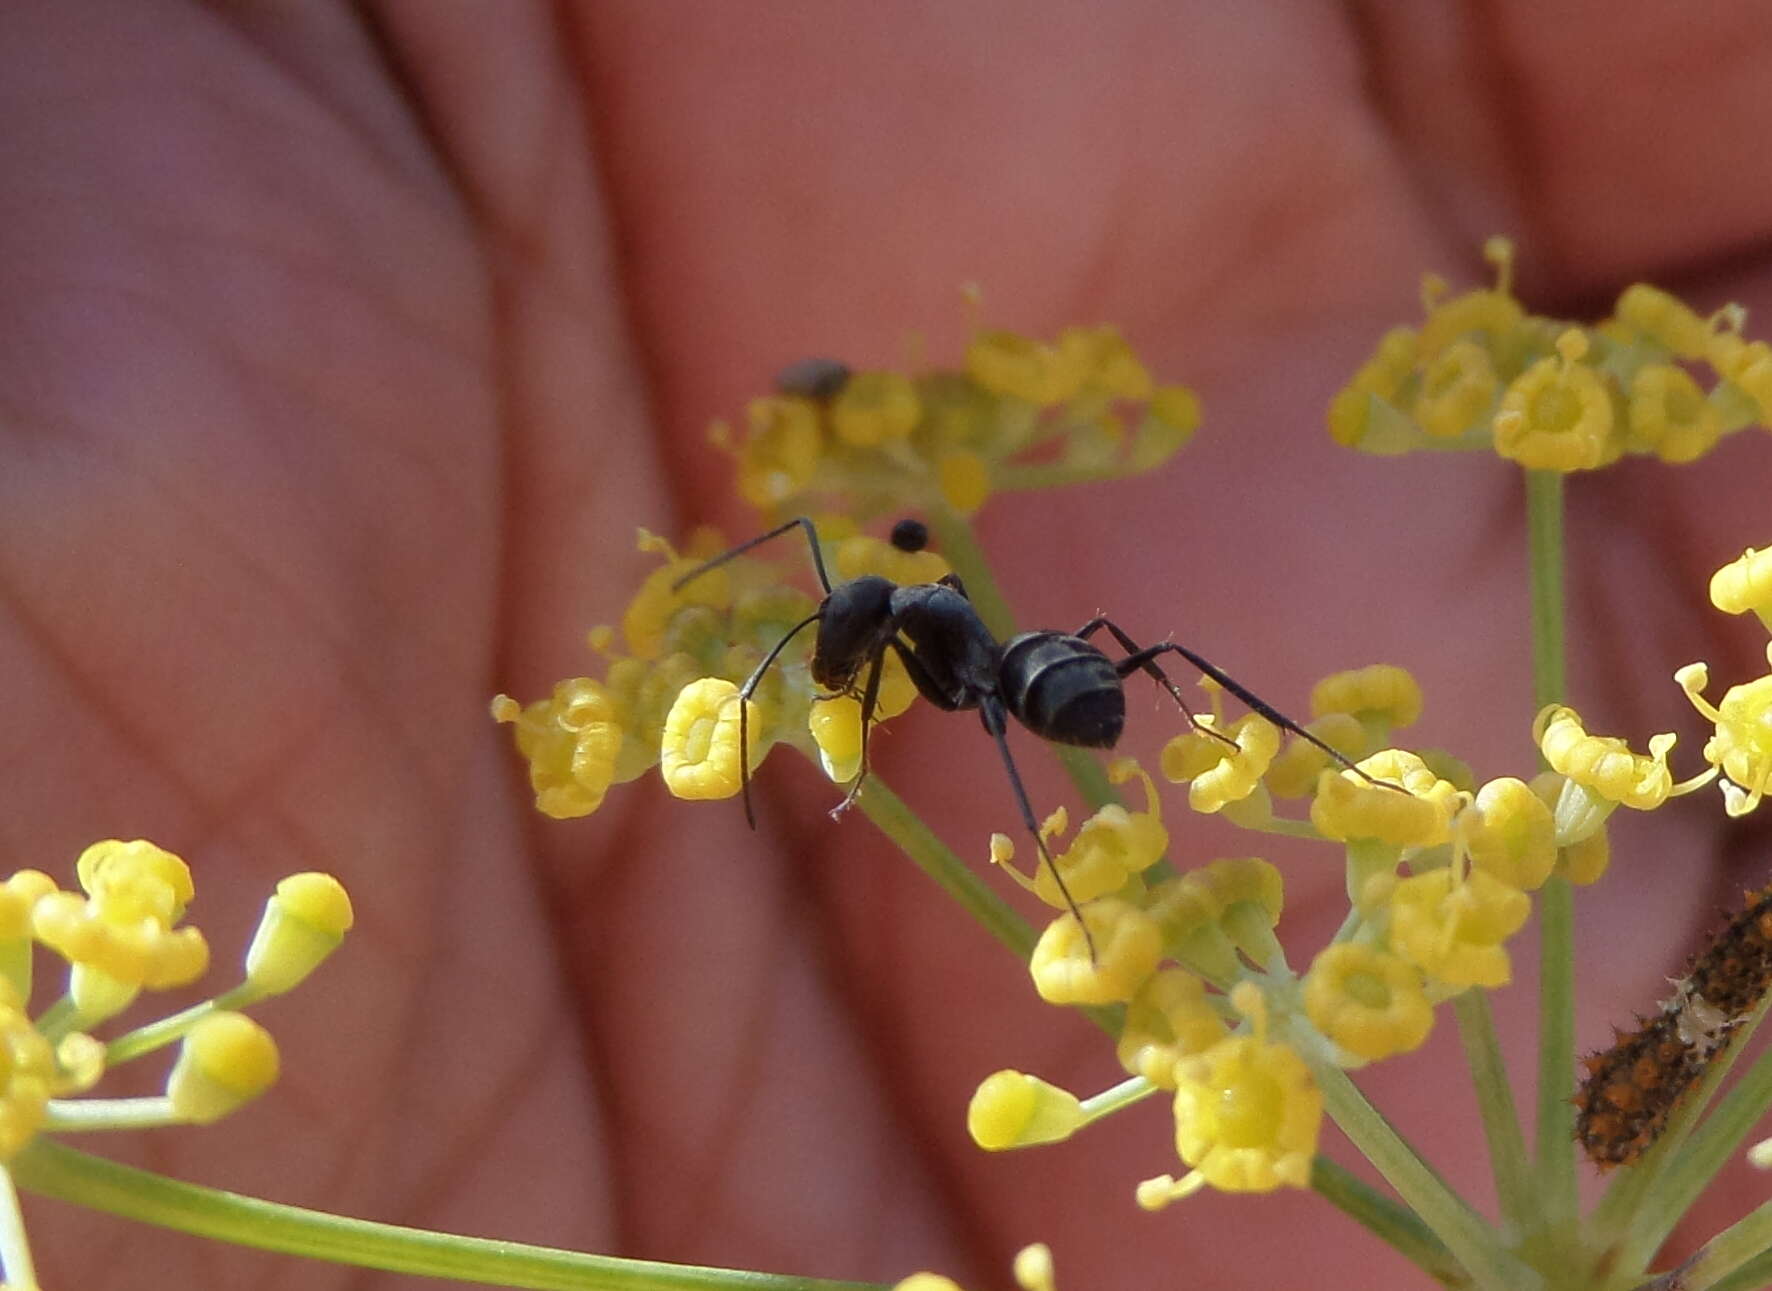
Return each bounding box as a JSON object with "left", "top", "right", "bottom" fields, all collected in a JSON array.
[
  {"left": 831, "top": 647, "right": 887, "bottom": 817},
  {"left": 672, "top": 515, "right": 835, "bottom": 595},
  {"left": 736, "top": 608, "right": 824, "bottom": 828},
  {"left": 977, "top": 694, "right": 1099, "bottom": 963},
  {"left": 1130, "top": 635, "right": 1381, "bottom": 783},
  {"left": 1074, "top": 616, "right": 1236, "bottom": 752}
]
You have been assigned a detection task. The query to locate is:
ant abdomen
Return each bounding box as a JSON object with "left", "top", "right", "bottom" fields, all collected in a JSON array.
[{"left": 999, "top": 632, "right": 1126, "bottom": 748}]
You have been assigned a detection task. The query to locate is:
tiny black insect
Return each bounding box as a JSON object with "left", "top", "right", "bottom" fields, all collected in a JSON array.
[{"left": 672, "top": 516, "right": 1366, "bottom": 951}]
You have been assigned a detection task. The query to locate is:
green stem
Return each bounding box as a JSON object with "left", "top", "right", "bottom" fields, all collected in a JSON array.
[
  {"left": 106, "top": 984, "right": 262, "bottom": 1065},
  {"left": 1309, "top": 1158, "right": 1472, "bottom": 1289},
  {"left": 1639, "top": 1196, "right": 1772, "bottom": 1291},
  {"left": 0, "top": 1166, "right": 37, "bottom": 1290},
  {"left": 1524, "top": 470, "right": 1575, "bottom": 1235},
  {"left": 853, "top": 778, "right": 1033, "bottom": 958},
  {"left": 1308, "top": 1061, "right": 1539, "bottom": 1290},
  {"left": 11, "top": 1141, "right": 880, "bottom": 1291},
  {"left": 1075, "top": 1075, "right": 1159, "bottom": 1125},
  {"left": 1451, "top": 990, "right": 1531, "bottom": 1238},
  {"left": 43, "top": 1098, "right": 177, "bottom": 1132}
]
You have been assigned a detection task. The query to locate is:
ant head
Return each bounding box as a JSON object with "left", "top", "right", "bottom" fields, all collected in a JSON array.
[{"left": 812, "top": 574, "right": 896, "bottom": 691}]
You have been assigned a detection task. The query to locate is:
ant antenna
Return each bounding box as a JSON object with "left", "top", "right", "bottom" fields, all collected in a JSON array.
[
  {"left": 671, "top": 515, "right": 835, "bottom": 596},
  {"left": 733, "top": 608, "right": 824, "bottom": 829}
]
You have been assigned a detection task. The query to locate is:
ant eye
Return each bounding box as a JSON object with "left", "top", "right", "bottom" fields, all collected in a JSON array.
[{"left": 889, "top": 518, "right": 929, "bottom": 552}]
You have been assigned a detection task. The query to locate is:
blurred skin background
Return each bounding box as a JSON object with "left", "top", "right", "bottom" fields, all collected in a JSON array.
[{"left": 4, "top": 3, "right": 1772, "bottom": 1288}]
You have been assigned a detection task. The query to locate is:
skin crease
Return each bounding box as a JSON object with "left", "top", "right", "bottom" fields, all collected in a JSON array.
[{"left": 5, "top": 0, "right": 1772, "bottom": 1287}]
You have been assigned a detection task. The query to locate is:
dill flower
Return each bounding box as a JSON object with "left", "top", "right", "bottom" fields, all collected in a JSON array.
[
  {"left": 894, "top": 1277, "right": 964, "bottom": 1291},
  {"left": 33, "top": 840, "right": 210, "bottom": 1024},
  {"left": 1534, "top": 704, "right": 1675, "bottom": 810},
  {"left": 1626, "top": 363, "right": 1723, "bottom": 463},
  {"left": 490, "top": 678, "right": 624, "bottom": 819},
  {"left": 659, "top": 678, "right": 758, "bottom": 800},
  {"left": 1264, "top": 713, "right": 1368, "bottom": 798},
  {"left": 1710, "top": 546, "right": 1772, "bottom": 630},
  {"left": 1028, "top": 901, "right": 1162, "bottom": 1006},
  {"left": 1162, "top": 713, "right": 1280, "bottom": 813},
  {"left": 997, "top": 760, "right": 1166, "bottom": 907},
  {"left": 165, "top": 1012, "right": 280, "bottom": 1124},
  {"left": 1310, "top": 750, "right": 1460, "bottom": 847},
  {"left": 1303, "top": 942, "right": 1434, "bottom": 1063},
  {"left": 1311, "top": 664, "right": 1424, "bottom": 732},
  {"left": 0, "top": 979, "right": 54, "bottom": 1159},
  {"left": 1676, "top": 657, "right": 1772, "bottom": 816},
  {"left": 806, "top": 651, "right": 919, "bottom": 785},
  {"left": 1117, "top": 967, "right": 1230, "bottom": 1088},
  {"left": 830, "top": 370, "right": 920, "bottom": 447},
  {"left": 1387, "top": 867, "right": 1531, "bottom": 991},
  {"left": 1167, "top": 985, "right": 1322, "bottom": 1194},
  {"left": 1463, "top": 776, "right": 1557, "bottom": 891},
  {"left": 1491, "top": 330, "right": 1616, "bottom": 472},
  {"left": 1613, "top": 283, "right": 1711, "bottom": 359},
  {"left": 967, "top": 1070, "right": 1086, "bottom": 1149},
  {"left": 966, "top": 329, "right": 1088, "bottom": 406},
  {"left": 1413, "top": 340, "right": 1499, "bottom": 440},
  {"left": 730, "top": 394, "right": 823, "bottom": 507},
  {"left": 243, "top": 873, "right": 355, "bottom": 996}
]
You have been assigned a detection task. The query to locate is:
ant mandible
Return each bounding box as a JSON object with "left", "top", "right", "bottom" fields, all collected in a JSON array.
[{"left": 671, "top": 515, "right": 1375, "bottom": 954}]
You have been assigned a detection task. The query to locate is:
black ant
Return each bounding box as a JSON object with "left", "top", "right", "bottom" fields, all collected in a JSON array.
[{"left": 671, "top": 516, "right": 1373, "bottom": 957}]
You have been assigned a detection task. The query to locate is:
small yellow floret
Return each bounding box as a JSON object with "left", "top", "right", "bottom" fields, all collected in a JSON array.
[
  {"left": 660, "top": 678, "right": 758, "bottom": 800},
  {"left": 34, "top": 840, "right": 211, "bottom": 1020},
  {"left": 1534, "top": 705, "right": 1675, "bottom": 809},
  {"left": 1162, "top": 715, "right": 1280, "bottom": 813},
  {"left": 833, "top": 534, "right": 950, "bottom": 587},
  {"left": 1710, "top": 547, "right": 1772, "bottom": 627},
  {"left": 1627, "top": 363, "right": 1722, "bottom": 463},
  {"left": 734, "top": 396, "right": 823, "bottom": 507},
  {"left": 1303, "top": 943, "right": 1434, "bottom": 1062},
  {"left": 1117, "top": 968, "right": 1229, "bottom": 1088},
  {"left": 1133, "top": 386, "right": 1201, "bottom": 468},
  {"left": 1171, "top": 1033, "right": 1321, "bottom": 1193},
  {"left": 1679, "top": 658, "right": 1772, "bottom": 817},
  {"left": 1615, "top": 284, "right": 1711, "bottom": 359},
  {"left": 807, "top": 653, "right": 918, "bottom": 783},
  {"left": 967, "top": 1070, "right": 1086, "bottom": 1150},
  {"left": 1414, "top": 341, "right": 1498, "bottom": 439},
  {"left": 1012, "top": 1244, "right": 1056, "bottom": 1291},
  {"left": 1710, "top": 333, "right": 1772, "bottom": 423},
  {"left": 244, "top": 873, "right": 354, "bottom": 995},
  {"left": 494, "top": 678, "right": 625, "bottom": 819},
  {"left": 966, "top": 330, "right": 1087, "bottom": 406},
  {"left": 1264, "top": 714, "right": 1367, "bottom": 798},
  {"left": 1028, "top": 761, "right": 1166, "bottom": 908},
  {"left": 1465, "top": 777, "right": 1557, "bottom": 891},
  {"left": 936, "top": 450, "right": 992, "bottom": 515},
  {"left": 1492, "top": 330, "right": 1616, "bottom": 472},
  {"left": 1388, "top": 868, "right": 1530, "bottom": 990},
  {"left": 167, "top": 1012, "right": 280, "bottom": 1124},
  {"left": 1310, "top": 665, "right": 1424, "bottom": 731},
  {"left": 1310, "top": 750, "right": 1459, "bottom": 847},
  {"left": 1327, "top": 327, "right": 1420, "bottom": 448},
  {"left": 1029, "top": 901, "right": 1162, "bottom": 1006},
  {"left": 0, "top": 871, "right": 55, "bottom": 942},
  {"left": 831, "top": 370, "right": 921, "bottom": 446},
  {"left": 0, "top": 980, "right": 53, "bottom": 1158},
  {"left": 894, "top": 1276, "right": 965, "bottom": 1291}
]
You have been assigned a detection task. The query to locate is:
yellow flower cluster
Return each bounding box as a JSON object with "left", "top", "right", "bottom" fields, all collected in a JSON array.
[
  {"left": 971, "top": 655, "right": 1693, "bottom": 1199},
  {"left": 0, "top": 840, "right": 352, "bottom": 1163},
  {"left": 1675, "top": 544, "right": 1772, "bottom": 816},
  {"left": 1329, "top": 237, "right": 1769, "bottom": 470},
  {"left": 494, "top": 524, "right": 937, "bottom": 819},
  {"left": 716, "top": 326, "right": 1200, "bottom": 518}
]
